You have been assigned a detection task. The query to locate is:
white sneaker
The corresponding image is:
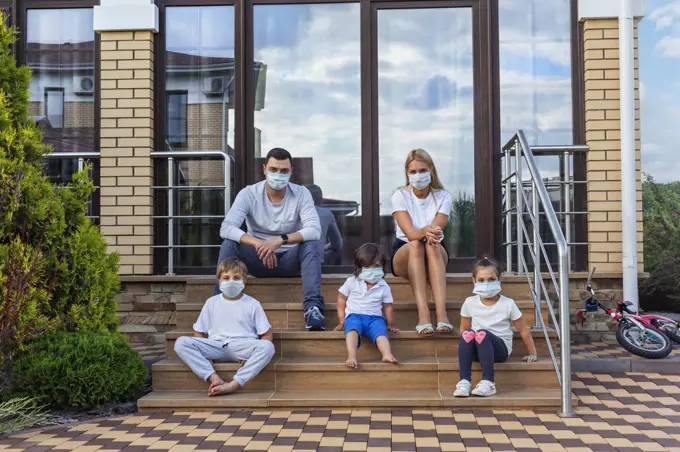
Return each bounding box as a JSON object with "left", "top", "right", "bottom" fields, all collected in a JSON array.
[
  {"left": 453, "top": 379, "right": 471, "bottom": 397},
  {"left": 471, "top": 380, "right": 496, "bottom": 397}
]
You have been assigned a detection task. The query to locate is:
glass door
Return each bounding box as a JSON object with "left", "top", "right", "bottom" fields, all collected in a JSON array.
[{"left": 370, "top": 0, "right": 498, "bottom": 272}]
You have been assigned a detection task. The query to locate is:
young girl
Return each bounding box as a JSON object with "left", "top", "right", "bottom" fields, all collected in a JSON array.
[
  {"left": 335, "top": 243, "right": 400, "bottom": 369},
  {"left": 454, "top": 257, "right": 538, "bottom": 397}
]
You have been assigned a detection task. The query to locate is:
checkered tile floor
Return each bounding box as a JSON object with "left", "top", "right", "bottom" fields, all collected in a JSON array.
[
  {"left": 572, "top": 341, "right": 680, "bottom": 361},
  {"left": 2, "top": 373, "right": 680, "bottom": 451}
]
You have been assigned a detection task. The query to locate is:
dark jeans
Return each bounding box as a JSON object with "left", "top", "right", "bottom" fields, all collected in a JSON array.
[
  {"left": 214, "top": 239, "right": 325, "bottom": 312},
  {"left": 458, "top": 329, "right": 509, "bottom": 382}
]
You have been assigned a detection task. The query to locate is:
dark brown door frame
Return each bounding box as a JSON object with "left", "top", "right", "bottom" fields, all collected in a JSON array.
[{"left": 367, "top": 0, "right": 499, "bottom": 272}]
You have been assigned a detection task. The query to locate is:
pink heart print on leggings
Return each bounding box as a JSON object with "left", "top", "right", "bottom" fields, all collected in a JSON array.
[
  {"left": 462, "top": 330, "right": 475, "bottom": 343},
  {"left": 475, "top": 331, "right": 487, "bottom": 344}
]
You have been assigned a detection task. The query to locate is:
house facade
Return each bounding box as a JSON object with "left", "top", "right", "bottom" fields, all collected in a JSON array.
[{"left": 1, "top": 0, "right": 645, "bottom": 279}]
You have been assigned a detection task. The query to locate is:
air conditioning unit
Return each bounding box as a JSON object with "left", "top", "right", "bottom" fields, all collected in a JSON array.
[
  {"left": 202, "top": 76, "right": 224, "bottom": 96},
  {"left": 73, "top": 75, "right": 95, "bottom": 95}
]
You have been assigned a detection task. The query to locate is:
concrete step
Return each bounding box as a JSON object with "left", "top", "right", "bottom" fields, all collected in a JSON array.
[
  {"left": 175, "top": 300, "right": 551, "bottom": 330},
  {"left": 137, "top": 387, "right": 564, "bottom": 411},
  {"left": 183, "top": 275, "right": 544, "bottom": 305},
  {"left": 151, "top": 357, "right": 559, "bottom": 392},
  {"left": 164, "top": 329, "right": 557, "bottom": 360}
]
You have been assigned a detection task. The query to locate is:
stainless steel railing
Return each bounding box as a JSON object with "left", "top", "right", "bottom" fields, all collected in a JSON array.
[
  {"left": 150, "top": 150, "right": 233, "bottom": 276},
  {"left": 43, "top": 151, "right": 101, "bottom": 221},
  {"left": 502, "top": 130, "right": 586, "bottom": 417}
]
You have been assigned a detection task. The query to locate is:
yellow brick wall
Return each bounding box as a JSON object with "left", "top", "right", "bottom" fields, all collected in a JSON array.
[
  {"left": 583, "top": 19, "right": 644, "bottom": 273},
  {"left": 99, "top": 31, "right": 155, "bottom": 276}
]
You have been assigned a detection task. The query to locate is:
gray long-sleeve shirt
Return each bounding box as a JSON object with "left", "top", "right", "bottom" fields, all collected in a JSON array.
[{"left": 220, "top": 181, "right": 321, "bottom": 252}]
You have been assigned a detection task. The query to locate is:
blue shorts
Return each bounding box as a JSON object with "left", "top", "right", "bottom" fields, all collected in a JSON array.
[{"left": 344, "top": 314, "right": 388, "bottom": 348}]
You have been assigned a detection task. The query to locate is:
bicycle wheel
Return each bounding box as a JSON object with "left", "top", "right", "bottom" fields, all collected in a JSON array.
[
  {"left": 650, "top": 319, "right": 680, "bottom": 344},
  {"left": 616, "top": 322, "right": 673, "bottom": 359}
]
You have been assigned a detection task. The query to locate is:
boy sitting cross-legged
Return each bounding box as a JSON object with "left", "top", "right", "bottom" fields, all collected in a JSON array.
[{"left": 174, "top": 257, "right": 275, "bottom": 396}]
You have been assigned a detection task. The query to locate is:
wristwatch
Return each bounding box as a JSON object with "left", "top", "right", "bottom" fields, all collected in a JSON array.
[{"left": 281, "top": 234, "right": 289, "bottom": 245}]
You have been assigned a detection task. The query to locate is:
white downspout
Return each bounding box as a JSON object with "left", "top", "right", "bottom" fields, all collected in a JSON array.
[{"left": 619, "top": 0, "right": 639, "bottom": 310}]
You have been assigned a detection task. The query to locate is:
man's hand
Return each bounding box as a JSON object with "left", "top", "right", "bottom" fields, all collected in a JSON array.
[{"left": 256, "top": 237, "right": 283, "bottom": 269}]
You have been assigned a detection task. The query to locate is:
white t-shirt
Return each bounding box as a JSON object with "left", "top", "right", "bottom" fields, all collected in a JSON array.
[
  {"left": 391, "top": 188, "right": 453, "bottom": 242},
  {"left": 193, "top": 294, "right": 272, "bottom": 344},
  {"left": 460, "top": 295, "right": 523, "bottom": 355},
  {"left": 338, "top": 276, "right": 394, "bottom": 317}
]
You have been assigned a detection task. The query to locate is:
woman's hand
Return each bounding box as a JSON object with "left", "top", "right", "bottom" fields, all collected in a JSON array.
[
  {"left": 424, "top": 225, "right": 443, "bottom": 244},
  {"left": 523, "top": 354, "right": 538, "bottom": 363}
]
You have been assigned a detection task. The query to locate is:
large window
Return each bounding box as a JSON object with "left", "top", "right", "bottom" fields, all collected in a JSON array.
[
  {"left": 377, "top": 7, "right": 476, "bottom": 263},
  {"left": 155, "top": 5, "right": 236, "bottom": 274},
  {"left": 23, "top": 6, "right": 99, "bottom": 222},
  {"left": 252, "top": 3, "right": 361, "bottom": 267},
  {"left": 499, "top": 0, "right": 573, "bottom": 146},
  {"left": 151, "top": 0, "right": 580, "bottom": 275}
]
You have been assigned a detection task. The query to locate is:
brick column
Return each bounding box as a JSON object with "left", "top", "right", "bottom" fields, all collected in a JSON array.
[
  {"left": 95, "top": 0, "right": 158, "bottom": 275},
  {"left": 580, "top": 2, "right": 645, "bottom": 273}
]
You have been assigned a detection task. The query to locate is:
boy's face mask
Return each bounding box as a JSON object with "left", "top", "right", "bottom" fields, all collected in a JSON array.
[
  {"left": 219, "top": 280, "right": 245, "bottom": 298},
  {"left": 358, "top": 267, "right": 384, "bottom": 284}
]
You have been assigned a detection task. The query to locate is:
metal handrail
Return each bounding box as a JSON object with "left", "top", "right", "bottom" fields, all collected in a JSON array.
[
  {"left": 43, "top": 152, "right": 101, "bottom": 220},
  {"left": 502, "top": 130, "right": 577, "bottom": 417},
  {"left": 150, "top": 150, "right": 233, "bottom": 276}
]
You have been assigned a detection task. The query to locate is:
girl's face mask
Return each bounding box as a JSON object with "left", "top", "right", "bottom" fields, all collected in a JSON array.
[{"left": 473, "top": 280, "right": 502, "bottom": 299}]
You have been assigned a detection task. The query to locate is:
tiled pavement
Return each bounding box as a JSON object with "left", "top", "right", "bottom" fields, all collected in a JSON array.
[{"left": 2, "top": 372, "right": 680, "bottom": 452}]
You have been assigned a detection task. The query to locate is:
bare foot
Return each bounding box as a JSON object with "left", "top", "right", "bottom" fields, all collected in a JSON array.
[
  {"left": 207, "top": 374, "right": 225, "bottom": 394},
  {"left": 209, "top": 380, "right": 240, "bottom": 397},
  {"left": 345, "top": 357, "right": 358, "bottom": 369},
  {"left": 382, "top": 354, "right": 399, "bottom": 365}
]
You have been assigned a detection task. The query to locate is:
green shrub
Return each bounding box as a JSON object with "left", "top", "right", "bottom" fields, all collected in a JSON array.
[
  {"left": 0, "top": 10, "right": 119, "bottom": 369},
  {"left": 640, "top": 175, "right": 680, "bottom": 312},
  {"left": 10, "top": 332, "right": 147, "bottom": 409}
]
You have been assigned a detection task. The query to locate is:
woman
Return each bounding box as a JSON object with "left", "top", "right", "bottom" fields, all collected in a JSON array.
[{"left": 391, "top": 149, "right": 453, "bottom": 336}]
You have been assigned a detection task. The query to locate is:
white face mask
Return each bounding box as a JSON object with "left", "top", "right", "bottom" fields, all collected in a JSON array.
[
  {"left": 266, "top": 171, "right": 290, "bottom": 191},
  {"left": 358, "top": 267, "right": 384, "bottom": 284},
  {"left": 473, "top": 281, "right": 502, "bottom": 299},
  {"left": 409, "top": 172, "right": 432, "bottom": 190},
  {"left": 219, "top": 280, "right": 245, "bottom": 299}
]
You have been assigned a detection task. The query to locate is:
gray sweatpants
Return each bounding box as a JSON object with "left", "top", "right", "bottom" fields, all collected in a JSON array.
[{"left": 174, "top": 336, "right": 276, "bottom": 387}]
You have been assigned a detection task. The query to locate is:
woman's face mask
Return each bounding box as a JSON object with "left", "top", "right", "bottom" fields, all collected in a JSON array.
[{"left": 409, "top": 171, "right": 431, "bottom": 190}]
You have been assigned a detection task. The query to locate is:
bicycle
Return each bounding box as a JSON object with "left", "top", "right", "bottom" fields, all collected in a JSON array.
[{"left": 576, "top": 268, "right": 678, "bottom": 359}]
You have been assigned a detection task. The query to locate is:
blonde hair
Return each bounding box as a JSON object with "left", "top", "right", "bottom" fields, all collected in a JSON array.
[
  {"left": 216, "top": 257, "right": 248, "bottom": 279},
  {"left": 403, "top": 149, "right": 445, "bottom": 190}
]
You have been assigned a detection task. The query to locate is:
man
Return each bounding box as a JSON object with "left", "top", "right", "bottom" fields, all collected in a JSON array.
[
  {"left": 216, "top": 148, "right": 326, "bottom": 330},
  {"left": 306, "top": 184, "right": 343, "bottom": 266}
]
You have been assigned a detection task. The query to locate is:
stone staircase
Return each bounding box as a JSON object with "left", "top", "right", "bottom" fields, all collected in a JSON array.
[{"left": 137, "top": 275, "right": 564, "bottom": 412}]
